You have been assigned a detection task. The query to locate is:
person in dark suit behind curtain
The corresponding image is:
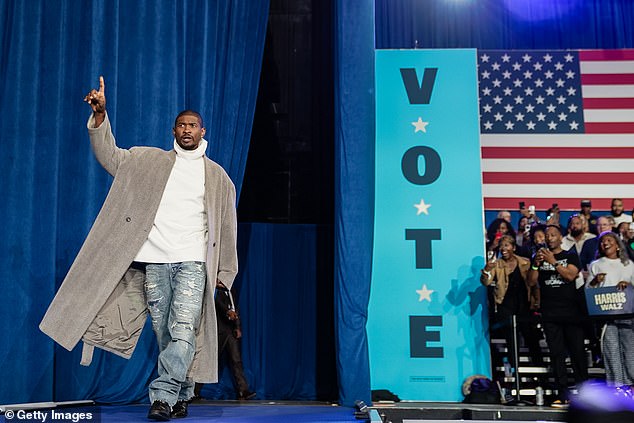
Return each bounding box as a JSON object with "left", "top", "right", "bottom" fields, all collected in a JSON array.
[{"left": 195, "top": 282, "right": 255, "bottom": 400}]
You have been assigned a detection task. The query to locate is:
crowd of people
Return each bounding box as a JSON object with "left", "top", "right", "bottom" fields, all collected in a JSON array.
[{"left": 481, "top": 199, "right": 634, "bottom": 408}]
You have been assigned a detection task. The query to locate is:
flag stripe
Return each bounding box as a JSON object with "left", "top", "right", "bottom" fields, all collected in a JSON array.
[
  {"left": 580, "top": 85, "right": 634, "bottom": 98},
  {"left": 584, "top": 109, "right": 634, "bottom": 122},
  {"left": 482, "top": 158, "right": 634, "bottom": 172},
  {"left": 481, "top": 147, "right": 634, "bottom": 159},
  {"left": 481, "top": 134, "right": 634, "bottom": 147},
  {"left": 580, "top": 61, "right": 634, "bottom": 74},
  {"left": 581, "top": 74, "right": 634, "bottom": 84},
  {"left": 585, "top": 122, "right": 634, "bottom": 133},
  {"left": 579, "top": 50, "right": 634, "bottom": 61},
  {"left": 484, "top": 197, "right": 616, "bottom": 210},
  {"left": 583, "top": 98, "right": 634, "bottom": 109},
  {"left": 483, "top": 172, "right": 634, "bottom": 184},
  {"left": 484, "top": 184, "right": 634, "bottom": 198}
]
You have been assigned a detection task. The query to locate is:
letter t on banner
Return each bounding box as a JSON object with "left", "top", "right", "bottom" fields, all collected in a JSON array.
[{"left": 368, "top": 49, "right": 490, "bottom": 401}]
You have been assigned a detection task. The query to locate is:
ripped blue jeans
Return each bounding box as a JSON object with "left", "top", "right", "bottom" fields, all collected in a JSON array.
[{"left": 145, "top": 261, "right": 206, "bottom": 406}]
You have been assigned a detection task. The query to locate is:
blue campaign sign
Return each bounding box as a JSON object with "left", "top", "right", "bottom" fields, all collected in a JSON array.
[
  {"left": 368, "top": 49, "right": 490, "bottom": 401},
  {"left": 585, "top": 285, "right": 634, "bottom": 316}
]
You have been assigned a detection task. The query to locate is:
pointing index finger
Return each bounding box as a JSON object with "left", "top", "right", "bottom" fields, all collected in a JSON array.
[{"left": 99, "top": 76, "right": 105, "bottom": 93}]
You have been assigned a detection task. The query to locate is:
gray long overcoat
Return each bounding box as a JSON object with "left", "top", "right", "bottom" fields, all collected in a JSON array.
[{"left": 39, "top": 113, "right": 238, "bottom": 383}]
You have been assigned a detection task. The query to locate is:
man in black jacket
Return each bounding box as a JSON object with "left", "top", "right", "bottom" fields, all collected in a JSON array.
[{"left": 195, "top": 282, "right": 255, "bottom": 400}]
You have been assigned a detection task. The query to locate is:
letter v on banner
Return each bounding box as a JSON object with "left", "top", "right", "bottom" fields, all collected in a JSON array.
[
  {"left": 400, "top": 68, "right": 438, "bottom": 104},
  {"left": 368, "top": 49, "right": 490, "bottom": 401}
]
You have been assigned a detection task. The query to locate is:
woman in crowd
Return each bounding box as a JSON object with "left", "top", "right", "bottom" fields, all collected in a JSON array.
[
  {"left": 586, "top": 231, "right": 634, "bottom": 389},
  {"left": 516, "top": 216, "right": 530, "bottom": 249},
  {"left": 481, "top": 235, "right": 542, "bottom": 367},
  {"left": 486, "top": 218, "right": 517, "bottom": 254}
]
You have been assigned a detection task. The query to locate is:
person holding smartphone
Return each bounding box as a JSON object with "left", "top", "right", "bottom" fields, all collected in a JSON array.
[
  {"left": 527, "top": 225, "right": 587, "bottom": 407},
  {"left": 486, "top": 218, "right": 516, "bottom": 254},
  {"left": 481, "top": 235, "right": 542, "bottom": 368}
]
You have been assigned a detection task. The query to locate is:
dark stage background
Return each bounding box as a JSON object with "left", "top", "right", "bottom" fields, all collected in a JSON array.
[{"left": 2, "top": 0, "right": 634, "bottom": 408}]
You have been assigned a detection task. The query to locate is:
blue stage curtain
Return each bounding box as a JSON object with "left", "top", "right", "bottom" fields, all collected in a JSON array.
[
  {"left": 0, "top": 0, "right": 268, "bottom": 405},
  {"left": 200, "top": 223, "right": 337, "bottom": 401},
  {"left": 333, "top": 0, "right": 375, "bottom": 407},
  {"left": 375, "top": 0, "right": 634, "bottom": 49}
]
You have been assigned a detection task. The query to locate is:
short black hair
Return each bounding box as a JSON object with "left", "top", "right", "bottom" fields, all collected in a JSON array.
[
  {"left": 174, "top": 110, "right": 203, "bottom": 128},
  {"left": 545, "top": 223, "right": 564, "bottom": 236}
]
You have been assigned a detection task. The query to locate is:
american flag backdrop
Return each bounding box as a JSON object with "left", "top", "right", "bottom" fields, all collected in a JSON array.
[{"left": 478, "top": 49, "right": 634, "bottom": 211}]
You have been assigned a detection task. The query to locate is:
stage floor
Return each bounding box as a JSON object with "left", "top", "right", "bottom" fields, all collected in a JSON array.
[
  {"left": 372, "top": 401, "right": 567, "bottom": 423},
  {"left": 1, "top": 401, "right": 360, "bottom": 423},
  {"left": 1, "top": 400, "right": 570, "bottom": 423}
]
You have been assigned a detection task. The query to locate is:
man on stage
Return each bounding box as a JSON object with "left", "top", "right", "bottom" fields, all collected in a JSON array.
[{"left": 40, "top": 76, "right": 238, "bottom": 421}]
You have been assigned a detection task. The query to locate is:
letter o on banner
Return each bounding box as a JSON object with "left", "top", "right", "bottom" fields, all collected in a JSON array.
[{"left": 402, "top": 146, "right": 441, "bottom": 185}]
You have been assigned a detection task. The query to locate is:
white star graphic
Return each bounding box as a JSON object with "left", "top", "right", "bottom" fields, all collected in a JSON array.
[
  {"left": 416, "top": 284, "right": 434, "bottom": 302},
  {"left": 414, "top": 199, "right": 431, "bottom": 215},
  {"left": 412, "top": 117, "right": 429, "bottom": 133}
]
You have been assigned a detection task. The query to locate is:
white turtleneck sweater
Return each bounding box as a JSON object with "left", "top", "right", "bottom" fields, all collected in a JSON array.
[{"left": 134, "top": 139, "right": 208, "bottom": 263}]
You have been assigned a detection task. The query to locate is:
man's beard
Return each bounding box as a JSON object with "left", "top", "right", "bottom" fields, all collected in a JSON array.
[{"left": 570, "top": 228, "right": 583, "bottom": 237}]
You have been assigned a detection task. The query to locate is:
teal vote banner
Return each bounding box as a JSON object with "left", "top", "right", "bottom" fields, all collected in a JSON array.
[{"left": 368, "top": 49, "right": 490, "bottom": 401}]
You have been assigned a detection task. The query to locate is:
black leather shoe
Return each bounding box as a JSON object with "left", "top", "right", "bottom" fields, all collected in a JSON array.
[
  {"left": 238, "top": 391, "right": 256, "bottom": 400},
  {"left": 171, "top": 400, "right": 189, "bottom": 418},
  {"left": 148, "top": 400, "right": 171, "bottom": 421}
]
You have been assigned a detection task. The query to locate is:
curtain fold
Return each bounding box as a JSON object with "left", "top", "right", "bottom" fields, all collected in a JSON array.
[
  {"left": 334, "top": 0, "right": 375, "bottom": 407},
  {"left": 0, "top": 0, "right": 268, "bottom": 404}
]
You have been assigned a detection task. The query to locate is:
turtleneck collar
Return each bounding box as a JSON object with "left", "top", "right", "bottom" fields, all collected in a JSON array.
[{"left": 173, "top": 138, "right": 208, "bottom": 160}]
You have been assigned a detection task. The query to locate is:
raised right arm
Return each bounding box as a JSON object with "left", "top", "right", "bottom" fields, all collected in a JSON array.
[{"left": 84, "top": 76, "right": 130, "bottom": 175}]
